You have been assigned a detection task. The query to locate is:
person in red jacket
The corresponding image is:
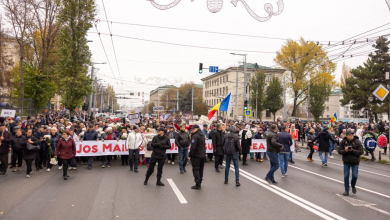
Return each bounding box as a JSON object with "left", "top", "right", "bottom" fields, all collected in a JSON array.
[
  {"left": 289, "top": 124, "right": 299, "bottom": 164},
  {"left": 55, "top": 130, "right": 76, "bottom": 180}
]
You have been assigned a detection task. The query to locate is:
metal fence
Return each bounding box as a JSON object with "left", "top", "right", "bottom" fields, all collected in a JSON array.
[{"left": 0, "top": 95, "right": 47, "bottom": 116}]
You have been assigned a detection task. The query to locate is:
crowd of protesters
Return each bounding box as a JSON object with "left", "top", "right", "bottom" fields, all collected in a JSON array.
[{"left": 0, "top": 112, "right": 387, "bottom": 195}]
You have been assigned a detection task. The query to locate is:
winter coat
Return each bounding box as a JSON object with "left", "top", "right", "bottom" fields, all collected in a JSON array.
[
  {"left": 0, "top": 130, "right": 12, "bottom": 154},
  {"left": 55, "top": 137, "right": 76, "bottom": 159},
  {"left": 33, "top": 131, "right": 45, "bottom": 151},
  {"left": 201, "top": 129, "right": 209, "bottom": 139},
  {"left": 83, "top": 130, "right": 98, "bottom": 141},
  {"left": 47, "top": 133, "right": 61, "bottom": 155},
  {"left": 338, "top": 136, "right": 364, "bottom": 165},
  {"left": 166, "top": 131, "right": 177, "bottom": 139},
  {"left": 126, "top": 132, "right": 143, "bottom": 150},
  {"left": 11, "top": 135, "right": 27, "bottom": 151},
  {"left": 277, "top": 131, "right": 293, "bottom": 153},
  {"left": 189, "top": 130, "right": 206, "bottom": 158},
  {"left": 223, "top": 132, "right": 242, "bottom": 155},
  {"left": 150, "top": 134, "right": 171, "bottom": 159},
  {"left": 175, "top": 130, "right": 190, "bottom": 148},
  {"left": 313, "top": 130, "right": 338, "bottom": 152},
  {"left": 102, "top": 132, "right": 118, "bottom": 141},
  {"left": 210, "top": 129, "right": 224, "bottom": 156},
  {"left": 144, "top": 133, "right": 156, "bottom": 158},
  {"left": 254, "top": 132, "right": 264, "bottom": 139},
  {"left": 22, "top": 135, "right": 39, "bottom": 160},
  {"left": 289, "top": 129, "right": 298, "bottom": 141},
  {"left": 266, "top": 130, "right": 283, "bottom": 153},
  {"left": 239, "top": 130, "right": 252, "bottom": 154},
  {"left": 306, "top": 132, "right": 316, "bottom": 148}
]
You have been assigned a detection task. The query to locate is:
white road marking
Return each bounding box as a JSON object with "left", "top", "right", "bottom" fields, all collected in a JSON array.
[
  {"left": 225, "top": 163, "right": 346, "bottom": 220},
  {"left": 167, "top": 179, "right": 187, "bottom": 204},
  {"left": 290, "top": 165, "right": 390, "bottom": 199},
  {"left": 294, "top": 153, "right": 390, "bottom": 178},
  {"left": 336, "top": 194, "right": 390, "bottom": 216}
]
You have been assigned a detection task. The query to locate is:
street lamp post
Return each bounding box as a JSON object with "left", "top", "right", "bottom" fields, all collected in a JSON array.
[
  {"left": 88, "top": 62, "right": 106, "bottom": 116},
  {"left": 230, "top": 53, "right": 247, "bottom": 121}
]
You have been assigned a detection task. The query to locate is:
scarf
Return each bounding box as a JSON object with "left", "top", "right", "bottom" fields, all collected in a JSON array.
[{"left": 64, "top": 137, "right": 70, "bottom": 141}]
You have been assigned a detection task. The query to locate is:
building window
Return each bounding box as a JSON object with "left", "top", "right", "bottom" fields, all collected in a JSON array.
[
  {"left": 326, "top": 106, "right": 329, "bottom": 111},
  {"left": 327, "top": 115, "right": 329, "bottom": 118},
  {"left": 266, "top": 75, "right": 271, "bottom": 82},
  {"left": 226, "top": 75, "right": 228, "bottom": 82},
  {"left": 326, "top": 97, "right": 329, "bottom": 102},
  {"left": 266, "top": 111, "right": 271, "bottom": 118}
]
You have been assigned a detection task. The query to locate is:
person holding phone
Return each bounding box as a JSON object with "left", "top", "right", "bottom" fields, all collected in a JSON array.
[{"left": 338, "top": 130, "right": 364, "bottom": 196}]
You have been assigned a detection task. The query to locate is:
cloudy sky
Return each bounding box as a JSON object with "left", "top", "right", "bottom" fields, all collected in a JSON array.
[{"left": 87, "top": 0, "right": 390, "bottom": 108}]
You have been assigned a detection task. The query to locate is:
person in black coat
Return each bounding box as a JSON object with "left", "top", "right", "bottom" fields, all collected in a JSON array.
[
  {"left": 306, "top": 129, "right": 316, "bottom": 162},
  {"left": 11, "top": 128, "right": 26, "bottom": 172},
  {"left": 144, "top": 128, "right": 171, "bottom": 186},
  {"left": 23, "top": 129, "right": 40, "bottom": 178},
  {"left": 0, "top": 123, "right": 12, "bottom": 175},
  {"left": 223, "top": 126, "right": 242, "bottom": 186},
  {"left": 312, "top": 127, "right": 338, "bottom": 167},
  {"left": 239, "top": 125, "right": 252, "bottom": 166},
  {"left": 189, "top": 125, "right": 206, "bottom": 190},
  {"left": 33, "top": 126, "right": 46, "bottom": 172},
  {"left": 210, "top": 124, "right": 224, "bottom": 172}
]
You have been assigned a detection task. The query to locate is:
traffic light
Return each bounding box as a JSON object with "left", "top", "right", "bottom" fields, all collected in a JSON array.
[
  {"left": 199, "top": 63, "right": 203, "bottom": 74},
  {"left": 244, "top": 100, "right": 248, "bottom": 110}
]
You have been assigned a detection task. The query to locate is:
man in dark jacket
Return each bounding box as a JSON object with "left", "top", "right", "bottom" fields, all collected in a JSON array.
[
  {"left": 277, "top": 126, "right": 292, "bottom": 177},
  {"left": 338, "top": 130, "right": 364, "bottom": 196},
  {"left": 265, "top": 124, "right": 283, "bottom": 185},
  {"left": 223, "top": 126, "right": 242, "bottom": 186},
  {"left": 313, "top": 127, "right": 338, "bottom": 167},
  {"left": 0, "top": 123, "right": 12, "bottom": 175},
  {"left": 82, "top": 124, "right": 99, "bottom": 170},
  {"left": 189, "top": 125, "right": 206, "bottom": 190},
  {"left": 144, "top": 128, "right": 171, "bottom": 186},
  {"left": 210, "top": 124, "right": 224, "bottom": 172},
  {"left": 33, "top": 126, "right": 46, "bottom": 171},
  {"left": 175, "top": 124, "right": 190, "bottom": 174}
]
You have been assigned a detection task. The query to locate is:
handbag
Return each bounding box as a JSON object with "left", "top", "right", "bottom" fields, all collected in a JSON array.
[
  {"left": 147, "top": 141, "right": 153, "bottom": 151},
  {"left": 27, "top": 143, "right": 40, "bottom": 152}
]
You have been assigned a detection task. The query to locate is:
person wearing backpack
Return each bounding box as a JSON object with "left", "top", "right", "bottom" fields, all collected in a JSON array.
[
  {"left": 223, "top": 126, "right": 242, "bottom": 186},
  {"left": 175, "top": 124, "right": 191, "bottom": 174}
]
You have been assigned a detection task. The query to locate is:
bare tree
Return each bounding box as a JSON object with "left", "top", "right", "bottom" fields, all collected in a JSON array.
[{"left": 2, "top": 0, "right": 35, "bottom": 112}]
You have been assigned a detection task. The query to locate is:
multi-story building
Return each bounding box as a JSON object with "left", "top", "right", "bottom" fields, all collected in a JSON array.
[
  {"left": 201, "top": 63, "right": 286, "bottom": 120},
  {"left": 322, "top": 88, "right": 371, "bottom": 123},
  {"left": 149, "top": 85, "right": 177, "bottom": 107},
  {"left": 0, "top": 32, "right": 20, "bottom": 95}
]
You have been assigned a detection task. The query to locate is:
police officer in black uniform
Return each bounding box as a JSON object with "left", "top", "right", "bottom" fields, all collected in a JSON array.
[{"left": 189, "top": 125, "right": 206, "bottom": 190}]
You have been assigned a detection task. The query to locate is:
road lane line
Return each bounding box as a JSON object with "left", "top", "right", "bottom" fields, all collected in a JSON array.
[
  {"left": 235, "top": 166, "right": 347, "bottom": 220},
  {"left": 225, "top": 163, "right": 346, "bottom": 220},
  {"left": 289, "top": 165, "right": 390, "bottom": 199},
  {"left": 167, "top": 179, "right": 187, "bottom": 204},
  {"left": 294, "top": 154, "right": 390, "bottom": 178}
]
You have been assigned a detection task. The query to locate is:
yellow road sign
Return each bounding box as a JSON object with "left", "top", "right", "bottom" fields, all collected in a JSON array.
[{"left": 373, "top": 84, "right": 389, "bottom": 101}]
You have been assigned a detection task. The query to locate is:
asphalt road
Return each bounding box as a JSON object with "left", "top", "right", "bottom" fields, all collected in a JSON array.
[{"left": 0, "top": 149, "right": 389, "bottom": 220}]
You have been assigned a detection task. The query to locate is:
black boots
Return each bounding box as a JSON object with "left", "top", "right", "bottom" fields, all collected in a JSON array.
[
  {"left": 156, "top": 179, "right": 165, "bottom": 186},
  {"left": 343, "top": 191, "right": 349, "bottom": 196},
  {"left": 191, "top": 183, "right": 201, "bottom": 190},
  {"left": 144, "top": 175, "right": 149, "bottom": 185},
  {"left": 352, "top": 186, "right": 357, "bottom": 194}
]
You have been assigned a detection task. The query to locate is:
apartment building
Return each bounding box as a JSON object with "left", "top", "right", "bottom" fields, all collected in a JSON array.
[{"left": 149, "top": 85, "right": 177, "bottom": 107}]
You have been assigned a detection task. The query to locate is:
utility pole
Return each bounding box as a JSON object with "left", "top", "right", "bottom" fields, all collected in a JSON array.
[
  {"left": 235, "top": 66, "right": 238, "bottom": 120},
  {"left": 307, "top": 75, "right": 311, "bottom": 120},
  {"left": 243, "top": 55, "right": 247, "bottom": 121},
  {"left": 177, "top": 90, "right": 179, "bottom": 110},
  {"left": 166, "top": 93, "right": 168, "bottom": 110},
  {"left": 100, "top": 86, "right": 104, "bottom": 113},
  {"left": 283, "top": 74, "right": 287, "bottom": 121},
  {"left": 93, "top": 77, "right": 97, "bottom": 113},
  {"left": 191, "top": 87, "right": 194, "bottom": 112},
  {"left": 88, "top": 67, "right": 94, "bottom": 115}
]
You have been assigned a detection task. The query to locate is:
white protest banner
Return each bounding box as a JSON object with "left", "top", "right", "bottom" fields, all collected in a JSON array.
[
  {"left": 197, "top": 115, "right": 212, "bottom": 126},
  {"left": 1, "top": 109, "right": 16, "bottom": 118},
  {"left": 76, "top": 139, "right": 294, "bottom": 156}
]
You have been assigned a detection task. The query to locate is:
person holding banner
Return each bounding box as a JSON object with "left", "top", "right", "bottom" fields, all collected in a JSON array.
[
  {"left": 144, "top": 128, "right": 171, "bottom": 186},
  {"left": 82, "top": 124, "right": 99, "bottom": 170},
  {"left": 189, "top": 125, "right": 206, "bottom": 190},
  {"left": 101, "top": 127, "right": 118, "bottom": 168},
  {"left": 126, "top": 126, "right": 143, "bottom": 173}
]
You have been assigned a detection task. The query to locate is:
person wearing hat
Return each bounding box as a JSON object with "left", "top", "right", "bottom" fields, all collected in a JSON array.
[
  {"left": 82, "top": 124, "right": 99, "bottom": 170},
  {"left": 338, "top": 130, "right": 364, "bottom": 196},
  {"left": 189, "top": 125, "right": 206, "bottom": 190},
  {"left": 312, "top": 126, "right": 338, "bottom": 167},
  {"left": 144, "top": 127, "right": 171, "bottom": 186},
  {"left": 126, "top": 125, "right": 143, "bottom": 172},
  {"left": 0, "top": 121, "right": 12, "bottom": 175},
  {"left": 101, "top": 127, "right": 118, "bottom": 168}
]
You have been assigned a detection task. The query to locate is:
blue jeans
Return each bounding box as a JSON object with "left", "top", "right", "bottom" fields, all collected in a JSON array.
[
  {"left": 344, "top": 164, "right": 359, "bottom": 191},
  {"left": 319, "top": 151, "right": 328, "bottom": 164},
  {"left": 266, "top": 152, "right": 280, "bottom": 181},
  {"left": 278, "top": 153, "right": 289, "bottom": 175},
  {"left": 225, "top": 152, "right": 239, "bottom": 182},
  {"left": 257, "top": 152, "right": 267, "bottom": 159},
  {"left": 289, "top": 152, "right": 293, "bottom": 160},
  {"left": 88, "top": 157, "right": 93, "bottom": 167},
  {"left": 329, "top": 143, "right": 335, "bottom": 156},
  {"left": 178, "top": 147, "right": 189, "bottom": 171}
]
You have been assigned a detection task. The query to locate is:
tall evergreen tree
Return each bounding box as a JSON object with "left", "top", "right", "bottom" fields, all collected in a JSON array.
[
  {"left": 55, "top": 0, "right": 96, "bottom": 117},
  {"left": 340, "top": 37, "right": 390, "bottom": 122},
  {"left": 264, "top": 76, "right": 283, "bottom": 121},
  {"left": 249, "top": 70, "right": 266, "bottom": 120}
]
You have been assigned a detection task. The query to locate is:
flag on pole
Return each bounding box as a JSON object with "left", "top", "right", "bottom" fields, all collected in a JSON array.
[
  {"left": 330, "top": 113, "right": 338, "bottom": 122},
  {"left": 207, "top": 93, "right": 231, "bottom": 120}
]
